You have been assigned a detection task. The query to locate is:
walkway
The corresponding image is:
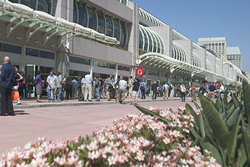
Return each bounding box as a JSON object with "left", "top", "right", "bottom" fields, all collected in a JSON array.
[{"left": 0, "top": 97, "right": 198, "bottom": 154}]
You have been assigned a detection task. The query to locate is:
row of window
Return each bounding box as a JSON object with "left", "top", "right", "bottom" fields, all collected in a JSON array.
[
  {"left": 117, "top": 0, "right": 127, "bottom": 5},
  {"left": 70, "top": 56, "right": 130, "bottom": 71},
  {"left": 0, "top": 43, "right": 21, "bottom": 54},
  {"left": 172, "top": 43, "right": 187, "bottom": 62},
  {"left": 9, "top": 0, "right": 52, "bottom": 15},
  {"left": 139, "top": 25, "right": 164, "bottom": 54},
  {"left": 139, "top": 8, "right": 164, "bottom": 26},
  {"left": 73, "top": 0, "right": 127, "bottom": 46},
  {"left": 26, "top": 48, "right": 55, "bottom": 59}
]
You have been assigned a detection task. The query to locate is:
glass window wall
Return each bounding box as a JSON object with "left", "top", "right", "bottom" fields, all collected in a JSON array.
[
  {"left": 20, "top": 0, "right": 36, "bottom": 10},
  {"left": 87, "top": 6, "right": 97, "bottom": 30},
  {"left": 73, "top": 0, "right": 78, "bottom": 23},
  {"left": 105, "top": 15, "right": 113, "bottom": 37},
  {"left": 37, "top": 0, "right": 51, "bottom": 14},
  {"left": 140, "top": 28, "right": 148, "bottom": 52},
  {"left": 96, "top": 9, "right": 105, "bottom": 34},
  {"left": 69, "top": 56, "right": 90, "bottom": 65},
  {"left": 0, "top": 43, "right": 21, "bottom": 54},
  {"left": 113, "top": 18, "right": 120, "bottom": 41},
  {"left": 121, "top": 0, "right": 127, "bottom": 5},
  {"left": 145, "top": 29, "right": 152, "bottom": 52},
  {"left": 147, "top": 71, "right": 159, "bottom": 76},
  {"left": 118, "top": 65, "right": 130, "bottom": 71},
  {"left": 93, "top": 60, "right": 115, "bottom": 69},
  {"left": 26, "top": 48, "right": 54, "bottom": 59},
  {"left": 120, "top": 21, "right": 127, "bottom": 46},
  {"left": 77, "top": 1, "right": 87, "bottom": 27},
  {"left": 139, "top": 28, "right": 143, "bottom": 50}
]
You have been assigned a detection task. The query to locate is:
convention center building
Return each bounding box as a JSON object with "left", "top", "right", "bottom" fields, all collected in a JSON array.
[{"left": 0, "top": 0, "right": 246, "bottom": 88}]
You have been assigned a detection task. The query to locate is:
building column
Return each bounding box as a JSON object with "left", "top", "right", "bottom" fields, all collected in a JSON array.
[
  {"left": 90, "top": 59, "right": 93, "bottom": 76},
  {"left": 115, "top": 64, "right": 118, "bottom": 80}
]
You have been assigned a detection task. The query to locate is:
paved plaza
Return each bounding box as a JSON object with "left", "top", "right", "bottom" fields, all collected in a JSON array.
[{"left": 0, "top": 97, "right": 198, "bottom": 154}]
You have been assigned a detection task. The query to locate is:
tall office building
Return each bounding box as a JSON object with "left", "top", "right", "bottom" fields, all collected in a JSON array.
[
  {"left": 227, "top": 47, "right": 242, "bottom": 70},
  {"left": 198, "top": 37, "right": 227, "bottom": 58}
]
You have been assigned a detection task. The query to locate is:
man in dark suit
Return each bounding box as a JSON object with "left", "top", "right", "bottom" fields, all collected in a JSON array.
[{"left": 0, "top": 56, "right": 15, "bottom": 116}]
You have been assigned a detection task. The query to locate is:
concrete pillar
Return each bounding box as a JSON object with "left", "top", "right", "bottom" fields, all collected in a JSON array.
[
  {"left": 115, "top": 64, "right": 118, "bottom": 80},
  {"left": 128, "top": 2, "right": 139, "bottom": 78},
  {"left": 90, "top": 59, "right": 93, "bottom": 76}
]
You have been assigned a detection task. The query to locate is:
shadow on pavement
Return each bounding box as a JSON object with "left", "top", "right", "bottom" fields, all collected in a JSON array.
[{"left": 14, "top": 110, "right": 29, "bottom": 115}]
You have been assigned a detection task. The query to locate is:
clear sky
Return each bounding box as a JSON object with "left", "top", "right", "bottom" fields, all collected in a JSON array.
[{"left": 131, "top": 0, "right": 250, "bottom": 73}]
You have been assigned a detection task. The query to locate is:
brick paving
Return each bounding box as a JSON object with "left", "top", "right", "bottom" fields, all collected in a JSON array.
[{"left": 0, "top": 96, "right": 198, "bottom": 154}]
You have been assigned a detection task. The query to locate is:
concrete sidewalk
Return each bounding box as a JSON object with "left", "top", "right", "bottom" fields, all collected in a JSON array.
[
  {"left": 13, "top": 96, "right": 189, "bottom": 109},
  {"left": 1, "top": 99, "right": 197, "bottom": 154}
]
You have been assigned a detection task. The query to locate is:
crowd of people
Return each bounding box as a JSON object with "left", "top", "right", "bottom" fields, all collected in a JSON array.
[{"left": 0, "top": 56, "right": 228, "bottom": 116}]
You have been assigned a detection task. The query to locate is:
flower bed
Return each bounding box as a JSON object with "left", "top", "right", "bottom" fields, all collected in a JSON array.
[{"left": 0, "top": 107, "right": 219, "bottom": 167}]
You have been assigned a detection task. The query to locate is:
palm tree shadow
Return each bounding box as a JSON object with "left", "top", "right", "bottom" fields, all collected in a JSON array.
[{"left": 14, "top": 110, "right": 30, "bottom": 115}]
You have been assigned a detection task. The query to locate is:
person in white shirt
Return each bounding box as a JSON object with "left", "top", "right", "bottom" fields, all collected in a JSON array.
[
  {"left": 163, "top": 82, "right": 169, "bottom": 99},
  {"left": 118, "top": 75, "right": 127, "bottom": 104},
  {"left": 84, "top": 71, "right": 93, "bottom": 101},
  {"left": 219, "top": 82, "right": 225, "bottom": 100},
  {"left": 180, "top": 84, "right": 186, "bottom": 102},
  {"left": 81, "top": 75, "right": 86, "bottom": 100}
]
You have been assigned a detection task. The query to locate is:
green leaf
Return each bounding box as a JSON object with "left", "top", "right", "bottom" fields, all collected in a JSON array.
[
  {"left": 226, "top": 104, "right": 242, "bottom": 132},
  {"left": 203, "top": 142, "right": 223, "bottom": 166},
  {"left": 215, "top": 92, "right": 223, "bottom": 113},
  {"left": 227, "top": 113, "right": 242, "bottom": 165},
  {"left": 190, "top": 128, "right": 204, "bottom": 148},
  {"left": 192, "top": 99, "right": 201, "bottom": 110},
  {"left": 198, "top": 92, "right": 229, "bottom": 149},
  {"left": 223, "top": 89, "right": 229, "bottom": 106},
  {"left": 243, "top": 79, "right": 250, "bottom": 132},
  {"left": 199, "top": 113, "right": 205, "bottom": 139},
  {"left": 186, "top": 103, "right": 199, "bottom": 127},
  {"left": 241, "top": 127, "right": 250, "bottom": 165},
  {"left": 232, "top": 93, "right": 240, "bottom": 108},
  {"left": 237, "top": 143, "right": 248, "bottom": 167}
]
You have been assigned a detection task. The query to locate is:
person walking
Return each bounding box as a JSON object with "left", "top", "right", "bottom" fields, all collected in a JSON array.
[
  {"left": 140, "top": 79, "right": 146, "bottom": 99},
  {"left": 128, "top": 76, "right": 134, "bottom": 99},
  {"left": 25, "top": 74, "right": 33, "bottom": 98},
  {"left": 131, "top": 78, "right": 140, "bottom": 105},
  {"left": 0, "top": 56, "right": 15, "bottom": 116},
  {"left": 94, "top": 76, "right": 100, "bottom": 101},
  {"left": 64, "top": 75, "right": 72, "bottom": 100},
  {"left": 105, "top": 74, "right": 114, "bottom": 101},
  {"left": 151, "top": 81, "right": 158, "bottom": 100},
  {"left": 46, "top": 71, "right": 57, "bottom": 102},
  {"left": 72, "top": 77, "right": 78, "bottom": 99},
  {"left": 57, "top": 72, "right": 63, "bottom": 102},
  {"left": 170, "top": 83, "right": 174, "bottom": 98},
  {"left": 190, "top": 85, "right": 197, "bottom": 101},
  {"left": 35, "top": 71, "right": 42, "bottom": 102},
  {"left": 80, "top": 75, "right": 86, "bottom": 100},
  {"left": 163, "top": 82, "right": 169, "bottom": 99},
  {"left": 219, "top": 82, "right": 225, "bottom": 100},
  {"left": 180, "top": 84, "right": 186, "bottom": 102},
  {"left": 18, "top": 71, "right": 24, "bottom": 99},
  {"left": 84, "top": 71, "right": 93, "bottom": 101},
  {"left": 118, "top": 75, "right": 127, "bottom": 104},
  {"left": 208, "top": 82, "right": 216, "bottom": 101}
]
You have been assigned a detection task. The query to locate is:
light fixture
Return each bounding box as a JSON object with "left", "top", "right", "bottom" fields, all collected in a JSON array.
[
  {"left": 15, "top": 36, "right": 22, "bottom": 40},
  {"left": 50, "top": 44, "right": 55, "bottom": 47},
  {"left": 34, "top": 40, "right": 39, "bottom": 44}
]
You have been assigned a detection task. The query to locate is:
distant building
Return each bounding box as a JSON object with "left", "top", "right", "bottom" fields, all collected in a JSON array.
[
  {"left": 227, "top": 47, "right": 242, "bottom": 70},
  {"left": 198, "top": 37, "right": 227, "bottom": 58}
]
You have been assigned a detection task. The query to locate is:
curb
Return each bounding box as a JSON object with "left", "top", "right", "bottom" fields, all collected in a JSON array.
[{"left": 13, "top": 97, "right": 192, "bottom": 109}]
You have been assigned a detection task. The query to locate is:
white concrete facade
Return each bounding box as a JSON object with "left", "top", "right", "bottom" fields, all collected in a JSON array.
[{"left": 0, "top": 0, "right": 246, "bottom": 87}]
